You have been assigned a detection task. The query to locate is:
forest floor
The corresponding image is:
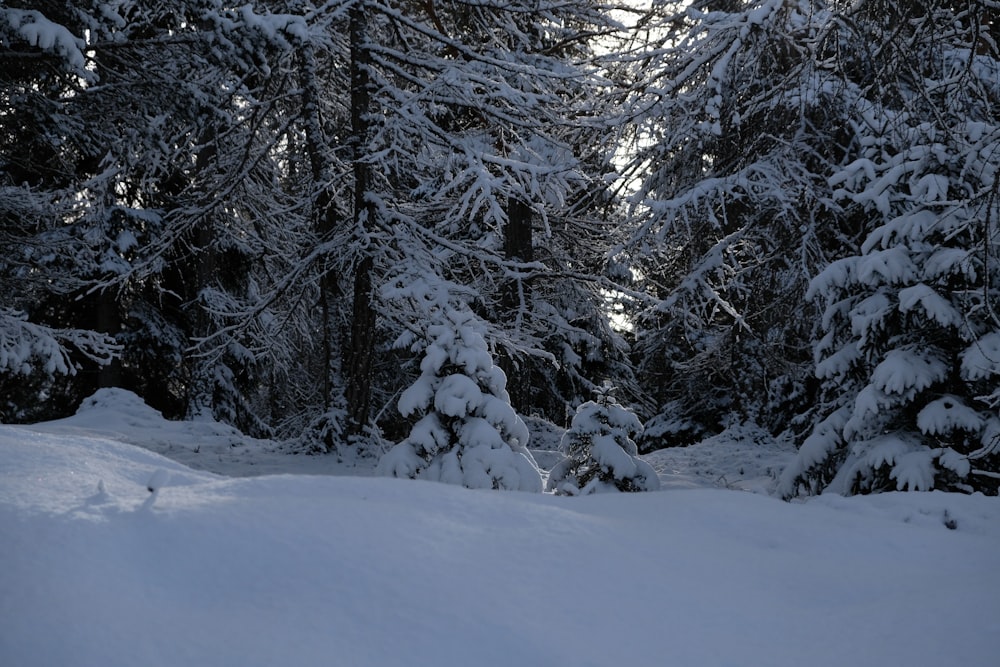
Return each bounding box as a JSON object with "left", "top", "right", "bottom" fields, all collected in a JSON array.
[
  {"left": 3, "top": 389, "right": 998, "bottom": 667},
  {"left": 26, "top": 388, "right": 797, "bottom": 494}
]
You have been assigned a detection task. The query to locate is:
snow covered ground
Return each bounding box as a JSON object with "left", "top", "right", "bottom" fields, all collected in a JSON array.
[{"left": 2, "top": 390, "right": 999, "bottom": 666}]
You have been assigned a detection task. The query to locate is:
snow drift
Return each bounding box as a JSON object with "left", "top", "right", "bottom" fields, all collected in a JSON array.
[{"left": 1, "top": 405, "right": 999, "bottom": 666}]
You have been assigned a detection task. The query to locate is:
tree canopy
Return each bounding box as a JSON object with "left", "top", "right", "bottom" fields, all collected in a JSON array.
[{"left": 2, "top": 0, "right": 997, "bottom": 495}]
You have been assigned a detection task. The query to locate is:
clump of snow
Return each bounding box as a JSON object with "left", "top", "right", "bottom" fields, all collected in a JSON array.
[
  {"left": 856, "top": 247, "right": 918, "bottom": 286},
  {"left": 962, "top": 332, "right": 1000, "bottom": 381},
  {"left": 145, "top": 468, "right": 171, "bottom": 493},
  {"left": 77, "top": 387, "right": 166, "bottom": 422},
  {"left": 938, "top": 447, "right": 972, "bottom": 479},
  {"left": 898, "top": 283, "right": 962, "bottom": 327},
  {"left": 866, "top": 435, "right": 937, "bottom": 492},
  {"left": 1, "top": 8, "right": 89, "bottom": 76},
  {"left": 870, "top": 348, "right": 947, "bottom": 396},
  {"left": 917, "top": 395, "right": 984, "bottom": 436}
]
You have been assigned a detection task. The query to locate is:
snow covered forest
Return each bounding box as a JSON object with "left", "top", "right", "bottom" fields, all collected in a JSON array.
[{"left": 2, "top": 0, "right": 999, "bottom": 497}]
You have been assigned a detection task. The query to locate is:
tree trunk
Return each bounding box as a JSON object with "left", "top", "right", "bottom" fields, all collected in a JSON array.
[
  {"left": 186, "top": 125, "right": 219, "bottom": 419},
  {"left": 504, "top": 197, "right": 534, "bottom": 267},
  {"left": 500, "top": 196, "right": 534, "bottom": 409},
  {"left": 301, "top": 44, "right": 340, "bottom": 412},
  {"left": 95, "top": 287, "right": 122, "bottom": 388},
  {"left": 346, "top": 255, "right": 375, "bottom": 435},
  {"left": 345, "top": 0, "right": 377, "bottom": 437}
]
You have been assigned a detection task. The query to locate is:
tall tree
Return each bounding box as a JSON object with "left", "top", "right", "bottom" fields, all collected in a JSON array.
[
  {"left": 1, "top": 1, "right": 336, "bottom": 434},
  {"left": 1, "top": 2, "right": 122, "bottom": 420},
  {"left": 336, "top": 0, "right": 629, "bottom": 435},
  {"left": 619, "top": 0, "right": 843, "bottom": 445},
  {"left": 780, "top": 0, "right": 1000, "bottom": 496},
  {"left": 344, "top": 0, "right": 378, "bottom": 437}
]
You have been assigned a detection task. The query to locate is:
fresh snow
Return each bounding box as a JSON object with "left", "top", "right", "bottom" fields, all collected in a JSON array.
[
  {"left": 917, "top": 395, "right": 984, "bottom": 436},
  {"left": 962, "top": 331, "right": 1000, "bottom": 381},
  {"left": 871, "top": 348, "right": 947, "bottom": 396},
  {"left": 2, "top": 391, "right": 999, "bottom": 667},
  {"left": 0, "top": 8, "right": 88, "bottom": 73}
]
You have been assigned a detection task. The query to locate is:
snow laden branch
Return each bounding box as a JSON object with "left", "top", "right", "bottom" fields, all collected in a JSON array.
[
  {"left": 781, "top": 0, "right": 1000, "bottom": 497},
  {"left": 0, "top": 309, "right": 118, "bottom": 377},
  {"left": 0, "top": 7, "right": 91, "bottom": 79}
]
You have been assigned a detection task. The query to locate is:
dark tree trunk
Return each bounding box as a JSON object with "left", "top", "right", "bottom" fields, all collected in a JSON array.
[
  {"left": 95, "top": 287, "right": 122, "bottom": 389},
  {"left": 301, "top": 44, "right": 341, "bottom": 413},
  {"left": 186, "top": 124, "right": 219, "bottom": 418},
  {"left": 346, "top": 255, "right": 375, "bottom": 435},
  {"left": 345, "top": 1, "right": 377, "bottom": 437},
  {"left": 504, "top": 197, "right": 534, "bottom": 267},
  {"left": 500, "top": 196, "right": 534, "bottom": 409}
]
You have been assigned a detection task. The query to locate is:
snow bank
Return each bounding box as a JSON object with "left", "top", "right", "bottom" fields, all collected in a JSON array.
[
  {"left": 2, "top": 425, "right": 999, "bottom": 667},
  {"left": 27, "top": 388, "right": 360, "bottom": 478},
  {"left": 646, "top": 422, "right": 796, "bottom": 494}
]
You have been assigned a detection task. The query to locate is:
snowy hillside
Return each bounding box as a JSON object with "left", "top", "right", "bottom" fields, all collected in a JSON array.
[{"left": 2, "top": 392, "right": 999, "bottom": 667}]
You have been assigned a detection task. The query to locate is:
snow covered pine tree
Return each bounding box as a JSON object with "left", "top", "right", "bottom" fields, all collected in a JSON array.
[
  {"left": 618, "top": 0, "right": 841, "bottom": 444},
  {"left": 547, "top": 385, "right": 660, "bottom": 495},
  {"left": 780, "top": 0, "right": 1000, "bottom": 496},
  {"left": 376, "top": 287, "right": 542, "bottom": 492}
]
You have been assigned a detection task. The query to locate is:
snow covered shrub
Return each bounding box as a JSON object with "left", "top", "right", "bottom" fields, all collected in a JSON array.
[
  {"left": 376, "top": 303, "right": 542, "bottom": 492},
  {"left": 547, "top": 386, "right": 660, "bottom": 495},
  {"left": 780, "top": 1, "right": 1000, "bottom": 497}
]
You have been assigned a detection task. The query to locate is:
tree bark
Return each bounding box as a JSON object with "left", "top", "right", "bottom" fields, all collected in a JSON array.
[
  {"left": 504, "top": 197, "right": 534, "bottom": 267},
  {"left": 345, "top": 0, "right": 377, "bottom": 437},
  {"left": 186, "top": 119, "right": 220, "bottom": 418},
  {"left": 95, "top": 287, "right": 122, "bottom": 388},
  {"left": 500, "top": 196, "right": 534, "bottom": 409},
  {"left": 301, "top": 44, "right": 341, "bottom": 413}
]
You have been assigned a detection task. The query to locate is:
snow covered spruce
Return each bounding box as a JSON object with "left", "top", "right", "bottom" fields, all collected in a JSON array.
[
  {"left": 376, "top": 306, "right": 542, "bottom": 492},
  {"left": 547, "top": 385, "right": 660, "bottom": 495},
  {"left": 777, "top": 2, "right": 1000, "bottom": 498}
]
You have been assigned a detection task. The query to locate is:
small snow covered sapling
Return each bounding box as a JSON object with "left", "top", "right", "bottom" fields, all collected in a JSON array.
[
  {"left": 547, "top": 385, "right": 660, "bottom": 495},
  {"left": 376, "top": 307, "right": 542, "bottom": 492}
]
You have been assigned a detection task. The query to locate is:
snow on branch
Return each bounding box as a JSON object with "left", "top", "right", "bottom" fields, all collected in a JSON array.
[
  {"left": 0, "top": 309, "right": 118, "bottom": 377},
  {"left": 1, "top": 8, "right": 91, "bottom": 79}
]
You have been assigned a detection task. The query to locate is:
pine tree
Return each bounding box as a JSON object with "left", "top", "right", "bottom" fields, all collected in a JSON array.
[
  {"left": 2, "top": 0, "right": 632, "bottom": 443},
  {"left": 330, "top": 0, "right": 628, "bottom": 434},
  {"left": 618, "top": 0, "right": 842, "bottom": 444},
  {"left": 1, "top": 1, "right": 338, "bottom": 433},
  {"left": 780, "top": 0, "right": 1000, "bottom": 496},
  {"left": 547, "top": 385, "right": 660, "bottom": 494},
  {"left": 377, "top": 276, "right": 542, "bottom": 491},
  {"left": 0, "top": 1, "right": 121, "bottom": 420}
]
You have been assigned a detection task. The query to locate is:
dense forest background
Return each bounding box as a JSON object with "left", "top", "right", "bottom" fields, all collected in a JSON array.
[{"left": 2, "top": 0, "right": 998, "bottom": 496}]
